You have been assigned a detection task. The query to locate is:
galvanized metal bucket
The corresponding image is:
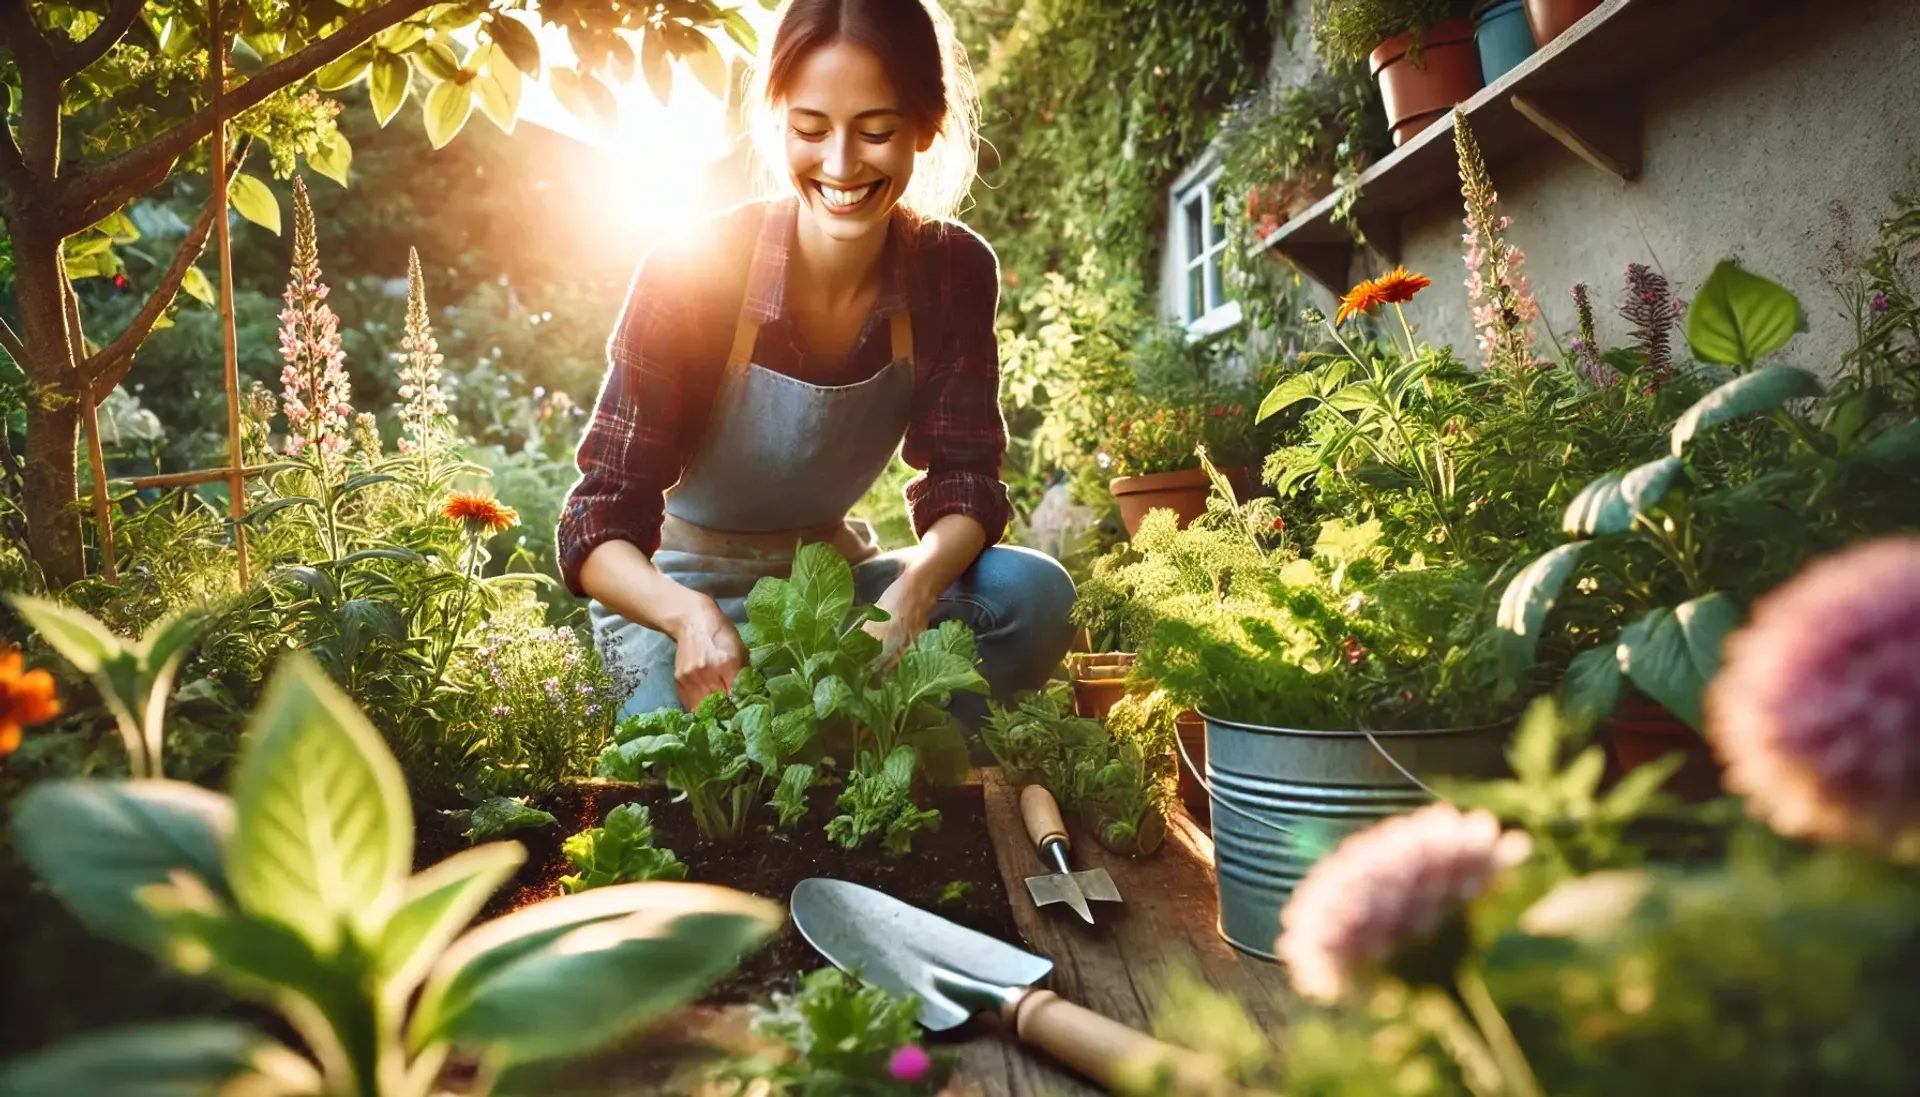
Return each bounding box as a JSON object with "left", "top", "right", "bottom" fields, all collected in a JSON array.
[{"left": 1186, "top": 711, "right": 1513, "bottom": 959}]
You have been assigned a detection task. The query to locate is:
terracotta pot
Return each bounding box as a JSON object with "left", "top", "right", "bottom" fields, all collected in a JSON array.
[
  {"left": 1525, "top": 0, "right": 1603, "bottom": 47},
  {"left": 1368, "top": 17, "right": 1484, "bottom": 147},
  {"left": 1605, "top": 690, "right": 1723, "bottom": 802},
  {"left": 1109, "top": 466, "right": 1251, "bottom": 538},
  {"left": 1176, "top": 709, "right": 1209, "bottom": 829},
  {"left": 1067, "top": 652, "right": 1135, "bottom": 720}
]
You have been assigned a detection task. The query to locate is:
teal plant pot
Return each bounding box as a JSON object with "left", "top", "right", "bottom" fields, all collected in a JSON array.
[
  {"left": 1475, "top": 0, "right": 1536, "bottom": 84},
  {"left": 1198, "top": 711, "right": 1513, "bottom": 959}
]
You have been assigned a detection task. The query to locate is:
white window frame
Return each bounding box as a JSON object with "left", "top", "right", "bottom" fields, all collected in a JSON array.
[{"left": 1172, "top": 163, "right": 1242, "bottom": 339}]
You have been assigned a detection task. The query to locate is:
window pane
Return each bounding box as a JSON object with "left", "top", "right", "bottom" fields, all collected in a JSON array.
[
  {"left": 1183, "top": 196, "right": 1205, "bottom": 262},
  {"left": 1208, "top": 250, "right": 1226, "bottom": 311},
  {"left": 1188, "top": 267, "right": 1205, "bottom": 322},
  {"left": 1205, "top": 185, "right": 1226, "bottom": 249}
]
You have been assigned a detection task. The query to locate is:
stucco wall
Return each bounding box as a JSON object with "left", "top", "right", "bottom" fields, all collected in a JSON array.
[
  {"left": 1386, "top": 0, "right": 1920, "bottom": 374},
  {"left": 1163, "top": 0, "right": 1920, "bottom": 374}
]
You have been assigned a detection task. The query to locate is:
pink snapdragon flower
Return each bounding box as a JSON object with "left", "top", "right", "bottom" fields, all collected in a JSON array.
[
  {"left": 278, "top": 176, "right": 352, "bottom": 456},
  {"left": 1706, "top": 538, "right": 1920, "bottom": 862},
  {"left": 1455, "top": 111, "right": 1540, "bottom": 373},
  {"left": 1276, "top": 803, "right": 1532, "bottom": 1003},
  {"left": 396, "top": 246, "right": 449, "bottom": 456}
]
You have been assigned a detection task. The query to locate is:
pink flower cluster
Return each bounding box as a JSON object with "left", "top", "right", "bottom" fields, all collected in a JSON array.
[
  {"left": 1276, "top": 803, "right": 1532, "bottom": 1003},
  {"left": 1706, "top": 538, "right": 1920, "bottom": 862},
  {"left": 1455, "top": 111, "right": 1540, "bottom": 373},
  {"left": 278, "top": 177, "right": 352, "bottom": 456},
  {"left": 396, "top": 246, "right": 449, "bottom": 456}
]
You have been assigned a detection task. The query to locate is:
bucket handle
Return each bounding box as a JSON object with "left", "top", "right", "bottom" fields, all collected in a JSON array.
[{"left": 1172, "top": 718, "right": 1444, "bottom": 843}]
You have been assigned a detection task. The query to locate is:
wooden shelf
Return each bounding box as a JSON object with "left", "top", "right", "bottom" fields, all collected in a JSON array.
[{"left": 1255, "top": 0, "right": 1802, "bottom": 292}]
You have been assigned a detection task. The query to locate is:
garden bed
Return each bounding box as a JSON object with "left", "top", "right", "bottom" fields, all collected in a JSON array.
[{"left": 415, "top": 776, "right": 1022, "bottom": 1003}]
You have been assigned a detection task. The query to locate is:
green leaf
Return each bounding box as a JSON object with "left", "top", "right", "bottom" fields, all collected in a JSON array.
[
  {"left": 1685, "top": 260, "right": 1806, "bottom": 367},
  {"left": 487, "top": 13, "right": 542, "bottom": 78},
  {"left": 226, "top": 655, "right": 413, "bottom": 952},
  {"left": 378, "top": 843, "right": 526, "bottom": 1001},
  {"left": 1495, "top": 542, "right": 1588, "bottom": 668},
  {"left": 315, "top": 43, "right": 375, "bottom": 90},
  {"left": 721, "top": 8, "right": 758, "bottom": 55},
  {"left": 10, "top": 594, "right": 123, "bottom": 674},
  {"left": 472, "top": 43, "right": 522, "bottom": 132},
  {"left": 1615, "top": 594, "right": 1741, "bottom": 731},
  {"left": 415, "top": 40, "right": 462, "bottom": 82},
  {"left": 1560, "top": 644, "right": 1623, "bottom": 724},
  {"left": 682, "top": 34, "right": 727, "bottom": 99},
  {"left": 640, "top": 27, "right": 673, "bottom": 104},
  {"left": 1670, "top": 367, "right": 1824, "bottom": 456},
  {"left": 1559, "top": 471, "right": 1625, "bottom": 537},
  {"left": 180, "top": 264, "right": 215, "bottom": 305},
  {"left": 422, "top": 79, "right": 473, "bottom": 149},
  {"left": 0, "top": 1021, "right": 320, "bottom": 1097},
  {"left": 1505, "top": 700, "right": 1561, "bottom": 786},
  {"left": 410, "top": 883, "right": 780, "bottom": 1063},
  {"left": 1257, "top": 373, "right": 1317, "bottom": 422},
  {"left": 11, "top": 779, "right": 232, "bottom": 952},
  {"left": 1597, "top": 752, "right": 1683, "bottom": 821},
  {"left": 791, "top": 542, "right": 855, "bottom": 642},
  {"left": 1557, "top": 746, "right": 1606, "bottom": 802},
  {"left": 1618, "top": 455, "right": 1683, "bottom": 516},
  {"left": 1854, "top": 420, "right": 1920, "bottom": 465},
  {"left": 370, "top": 50, "right": 412, "bottom": 126},
  {"left": 461, "top": 796, "right": 555, "bottom": 840},
  {"left": 770, "top": 763, "right": 815, "bottom": 827},
  {"left": 308, "top": 130, "right": 351, "bottom": 187},
  {"left": 813, "top": 675, "right": 852, "bottom": 720},
  {"left": 227, "top": 172, "right": 280, "bottom": 235}
]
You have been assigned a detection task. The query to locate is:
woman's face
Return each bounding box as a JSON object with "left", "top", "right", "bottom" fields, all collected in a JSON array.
[{"left": 781, "top": 38, "right": 933, "bottom": 242}]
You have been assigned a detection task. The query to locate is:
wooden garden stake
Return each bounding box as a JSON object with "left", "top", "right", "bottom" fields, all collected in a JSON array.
[
  {"left": 80, "top": 382, "right": 117, "bottom": 582},
  {"left": 210, "top": 0, "right": 250, "bottom": 589}
]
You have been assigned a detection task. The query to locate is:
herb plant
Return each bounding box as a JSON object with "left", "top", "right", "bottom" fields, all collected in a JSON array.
[
  {"left": 727, "top": 967, "right": 950, "bottom": 1096},
  {"left": 559, "top": 802, "right": 687, "bottom": 893},
  {"left": 982, "top": 687, "right": 1177, "bottom": 856},
  {"left": 1, "top": 654, "right": 776, "bottom": 1097},
  {"left": 828, "top": 746, "right": 944, "bottom": 856},
  {"left": 1310, "top": 0, "right": 1472, "bottom": 69}
]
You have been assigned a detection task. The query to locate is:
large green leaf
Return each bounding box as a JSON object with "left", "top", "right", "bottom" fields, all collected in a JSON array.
[
  {"left": 1615, "top": 594, "right": 1741, "bottom": 730},
  {"left": 409, "top": 883, "right": 779, "bottom": 1062},
  {"left": 423, "top": 79, "right": 474, "bottom": 150},
  {"left": 1495, "top": 542, "right": 1589, "bottom": 668},
  {"left": 1670, "top": 367, "right": 1824, "bottom": 456},
  {"left": 180, "top": 264, "right": 215, "bottom": 305},
  {"left": 377, "top": 843, "right": 526, "bottom": 1004},
  {"left": 721, "top": 8, "right": 758, "bottom": 55},
  {"left": 12, "top": 779, "right": 232, "bottom": 951},
  {"left": 0, "top": 1021, "right": 320, "bottom": 1097},
  {"left": 370, "top": 50, "right": 412, "bottom": 126},
  {"left": 10, "top": 594, "right": 121, "bottom": 674},
  {"left": 1563, "top": 457, "right": 1682, "bottom": 537},
  {"left": 1618, "top": 455, "right": 1684, "bottom": 516},
  {"left": 314, "top": 43, "right": 375, "bottom": 90},
  {"left": 227, "top": 655, "right": 413, "bottom": 952},
  {"left": 415, "top": 40, "right": 462, "bottom": 82},
  {"left": 790, "top": 542, "right": 855, "bottom": 642},
  {"left": 308, "top": 130, "right": 352, "bottom": 187},
  {"left": 227, "top": 172, "right": 280, "bottom": 235},
  {"left": 471, "top": 43, "right": 522, "bottom": 133},
  {"left": 1256, "top": 372, "right": 1316, "bottom": 422},
  {"left": 1685, "top": 260, "right": 1807, "bottom": 367},
  {"left": 1560, "top": 644, "right": 1623, "bottom": 724},
  {"left": 486, "top": 12, "right": 542, "bottom": 77}
]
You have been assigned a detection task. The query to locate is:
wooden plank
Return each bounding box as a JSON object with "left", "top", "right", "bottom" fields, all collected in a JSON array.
[
  {"left": 123, "top": 465, "right": 269, "bottom": 490},
  {"left": 951, "top": 769, "right": 1294, "bottom": 1095},
  {"left": 1249, "top": 0, "right": 1808, "bottom": 291}
]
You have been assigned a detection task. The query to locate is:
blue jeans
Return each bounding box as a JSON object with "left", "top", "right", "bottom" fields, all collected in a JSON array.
[{"left": 612, "top": 545, "right": 1078, "bottom": 735}]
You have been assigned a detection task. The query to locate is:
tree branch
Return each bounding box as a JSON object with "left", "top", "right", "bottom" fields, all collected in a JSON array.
[
  {"left": 57, "top": 0, "right": 438, "bottom": 234},
  {"left": 0, "top": 1, "right": 64, "bottom": 181},
  {"left": 59, "top": 0, "right": 146, "bottom": 80},
  {"left": 84, "top": 140, "right": 251, "bottom": 393}
]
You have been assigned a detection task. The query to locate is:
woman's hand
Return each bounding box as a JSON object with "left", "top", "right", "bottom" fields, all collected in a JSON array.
[
  {"left": 864, "top": 571, "right": 939, "bottom": 672},
  {"left": 668, "top": 593, "right": 747, "bottom": 710}
]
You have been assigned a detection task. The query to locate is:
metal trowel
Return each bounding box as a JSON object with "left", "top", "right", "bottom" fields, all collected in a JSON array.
[
  {"left": 1020, "top": 784, "right": 1122, "bottom": 924},
  {"left": 790, "top": 878, "right": 1222, "bottom": 1094}
]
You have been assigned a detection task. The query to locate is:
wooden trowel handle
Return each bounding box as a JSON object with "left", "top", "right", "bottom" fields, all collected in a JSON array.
[
  {"left": 1007, "top": 989, "right": 1228, "bottom": 1096},
  {"left": 1020, "top": 783, "right": 1070, "bottom": 850}
]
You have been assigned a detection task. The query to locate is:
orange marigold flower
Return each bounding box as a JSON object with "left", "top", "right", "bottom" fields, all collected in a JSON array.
[
  {"left": 1372, "top": 266, "right": 1432, "bottom": 305},
  {"left": 1, "top": 647, "right": 61, "bottom": 760},
  {"left": 443, "top": 492, "right": 519, "bottom": 536},
  {"left": 1335, "top": 277, "right": 1390, "bottom": 325}
]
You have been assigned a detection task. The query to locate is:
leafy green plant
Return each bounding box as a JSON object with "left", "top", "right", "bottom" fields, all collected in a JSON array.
[
  {"left": 1310, "top": 0, "right": 1472, "bottom": 69},
  {"left": 597, "top": 693, "right": 763, "bottom": 842},
  {"left": 1497, "top": 263, "right": 1920, "bottom": 729},
  {"left": 982, "top": 686, "right": 1177, "bottom": 856},
  {"left": 457, "top": 612, "right": 614, "bottom": 801},
  {"left": 725, "top": 967, "right": 951, "bottom": 1096},
  {"left": 559, "top": 803, "right": 686, "bottom": 893},
  {"left": 8, "top": 596, "right": 206, "bottom": 779},
  {"left": 981, "top": 688, "right": 1112, "bottom": 787},
  {"left": 1, "top": 653, "right": 777, "bottom": 1097},
  {"left": 453, "top": 796, "right": 557, "bottom": 842},
  {"left": 827, "top": 746, "right": 944, "bottom": 857}
]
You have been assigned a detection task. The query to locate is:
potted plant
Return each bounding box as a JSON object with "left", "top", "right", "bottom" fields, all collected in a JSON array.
[
  {"left": 1312, "top": 0, "right": 1482, "bottom": 147},
  {"left": 1473, "top": 0, "right": 1536, "bottom": 83},
  {"left": 1526, "top": 0, "right": 1604, "bottom": 47},
  {"left": 1498, "top": 263, "right": 1920, "bottom": 798},
  {"left": 1217, "top": 75, "right": 1390, "bottom": 245},
  {"left": 981, "top": 687, "right": 1176, "bottom": 857},
  {"left": 1105, "top": 399, "right": 1259, "bottom": 536}
]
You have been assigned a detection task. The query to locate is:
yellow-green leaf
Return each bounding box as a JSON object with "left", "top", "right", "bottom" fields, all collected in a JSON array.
[
  {"left": 315, "top": 43, "right": 375, "bottom": 91},
  {"left": 377, "top": 22, "right": 427, "bottom": 53},
  {"left": 721, "top": 8, "right": 757, "bottom": 55},
  {"left": 415, "top": 40, "right": 461, "bottom": 83},
  {"left": 181, "top": 265, "right": 215, "bottom": 306},
  {"left": 370, "top": 50, "right": 412, "bottom": 126},
  {"left": 471, "top": 44, "right": 522, "bottom": 133},
  {"left": 640, "top": 28, "right": 672, "bottom": 104},
  {"left": 606, "top": 34, "right": 636, "bottom": 84},
  {"left": 308, "top": 130, "right": 352, "bottom": 187},
  {"left": 423, "top": 80, "right": 474, "bottom": 150},
  {"left": 227, "top": 172, "right": 281, "bottom": 235},
  {"left": 486, "top": 12, "right": 541, "bottom": 78},
  {"left": 550, "top": 67, "right": 616, "bottom": 131},
  {"left": 682, "top": 34, "right": 726, "bottom": 99}
]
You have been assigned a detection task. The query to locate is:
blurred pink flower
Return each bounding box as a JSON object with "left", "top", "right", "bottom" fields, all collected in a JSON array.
[
  {"left": 1706, "top": 538, "right": 1920, "bottom": 862},
  {"left": 1276, "top": 803, "right": 1531, "bottom": 1003},
  {"left": 278, "top": 177, "right": 351, "bottom": 456},
  {"left": 887, "top": 1043, "right": 932, "bottom": 1083}
]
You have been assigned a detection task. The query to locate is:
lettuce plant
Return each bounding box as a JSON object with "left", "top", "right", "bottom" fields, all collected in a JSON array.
[
  {"left": 1, "top": 653, "right": 777, "bottom": 1097},
  {"left": 726, "top": 966, "right": 951, "bottom": 1096},
  {"left": 559, "top": 803, "right": 686, "bottom": 893}
]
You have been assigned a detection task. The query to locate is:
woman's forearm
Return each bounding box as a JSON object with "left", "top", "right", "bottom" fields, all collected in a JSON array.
[
  {"left": 578, "top": 539, "right": 709, "bottom": 640},
  {"left": 899, "top": 512, "right": 988, "bottom": 599}
]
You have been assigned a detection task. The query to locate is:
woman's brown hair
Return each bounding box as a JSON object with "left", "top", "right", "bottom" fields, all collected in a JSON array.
[{"left": 746, "top": 0, "right": 979, "bottom": 220}]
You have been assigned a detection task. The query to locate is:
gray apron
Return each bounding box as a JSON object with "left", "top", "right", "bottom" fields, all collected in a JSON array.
[{"left": 590, "top": 298, "right": 916, "bottom": 718}]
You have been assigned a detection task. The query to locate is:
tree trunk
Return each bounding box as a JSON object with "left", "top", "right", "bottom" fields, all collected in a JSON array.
[{"left": 8, "top": 219, "right": 87, "bottom": 586}]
